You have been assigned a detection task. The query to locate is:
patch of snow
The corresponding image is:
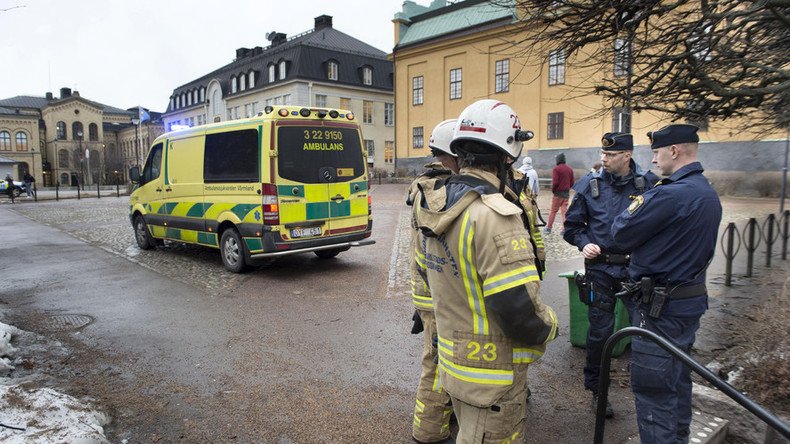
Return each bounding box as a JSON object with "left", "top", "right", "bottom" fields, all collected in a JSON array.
[{"left": 0, "top": 320, "right": 110, "bottom": 443}]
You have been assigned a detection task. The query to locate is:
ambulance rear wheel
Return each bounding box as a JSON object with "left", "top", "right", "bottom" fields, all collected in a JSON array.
[
  {"left": 220, "top": 228, "right": 248, "bottom": 273},
  {"left": 134, "top": 215, "right": 155, "bottom": 250}
]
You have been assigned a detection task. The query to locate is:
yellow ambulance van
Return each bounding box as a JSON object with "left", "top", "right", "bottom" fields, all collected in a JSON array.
[{"left": 129, "top": 106, "right": 374, "bottom": 272}]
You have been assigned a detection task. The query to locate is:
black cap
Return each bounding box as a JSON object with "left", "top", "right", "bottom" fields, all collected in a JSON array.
[
  {"left": 647, "top": 124, "right": 699, "bottom": 149},
  {"left": 601, "top": 132, "right": 633, "bottom": 151},
  {"left": 556, "top": 153, "right": 566, "bottom": 164}
]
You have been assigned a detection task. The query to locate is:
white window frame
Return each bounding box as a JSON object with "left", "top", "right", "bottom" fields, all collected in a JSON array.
[
  {"left": 279, "top": 61, "right": 286, "bottom": 80},
  {"left": 363, "top": 100, "right": 373, "bottom": 124},
  {"left": 240, "top": 73, "right": 246, "bottom": 91},
  {"left": 328, "top": 61, "right": 338, "bottom": 81},
  {"left": 268, "top": 64, "right": 275, "bottom": 83},
  {"left": 363, "top": 67, "right": 372, "bottom": 85},
  {"left": 549, "top": 49, "right": 565, "bottom": 85},
  {"left": 315, "top": 94, "right": 327, "bottom": 108},
  {"left": 248, "top": 71, "right": 255, "bottom": 88},
  {"left": 231, "top": 76, "right": 238, "bottom": 93},
  {"left": 384, "top": 103, "right": 394, "bottom": 126}
]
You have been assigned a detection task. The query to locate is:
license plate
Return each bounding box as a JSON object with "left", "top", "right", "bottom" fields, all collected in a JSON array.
[{"left": 290, "top": 227, "right": 322, "bottom": 238}]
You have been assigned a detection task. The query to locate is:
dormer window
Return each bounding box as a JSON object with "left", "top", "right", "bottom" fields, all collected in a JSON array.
[
  {"left": 363, "top": 67, "right": 373, "bottom": 85},
  {"left": 193, "top": 89, "right": 199, "bottom": 104},
  {"left": 187, "top": 92, "right": 192, "bottom": 106},
  {"left": 328, "top": 61, "right": 338, "bottom": 81},
  {"left": 279, "top": 60, "right": 287, "bottom": 79},
  {"left": 231, "top": 76, "right": 238, "bottom": 93},
  {"left": 200, "top": 87, "right": 206, "bottom": 102},
  {"left": 249, "top": 71, "right": 255, "bottom": 88},
  {"left": 240, "top": 73, "right": 246, "bottom": 91},
  {"left": 268, "top": 64, "right": 275, "bottom": 83}
]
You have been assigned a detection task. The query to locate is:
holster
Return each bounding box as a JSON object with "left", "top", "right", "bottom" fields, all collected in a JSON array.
[
  {"left": 615, "top": 277, "right": 667, "bottom": 318},
  {"left": 411, "top": 310, "right": 424, "bottom": 334},
  {"left": 574, "top": 271, "right": 591, "bottom": 305}
]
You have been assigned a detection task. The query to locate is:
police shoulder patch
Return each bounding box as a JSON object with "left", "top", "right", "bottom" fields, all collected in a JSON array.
[
  {"left": 481, "top": 194, "right": 521, "bottom": 216},
  {"left": 628, "top": 195, "right": 644, "bottom": 214}
]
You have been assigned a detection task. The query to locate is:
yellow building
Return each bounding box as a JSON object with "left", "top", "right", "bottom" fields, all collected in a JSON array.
[
  {"left": 0, "top": 88, "right": 163, "bottom": 187},
  {"left": 391, "top": 0, "right": 787, "bottom": 178}
]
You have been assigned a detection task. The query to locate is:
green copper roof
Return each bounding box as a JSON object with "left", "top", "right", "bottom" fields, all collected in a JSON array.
[{"left": 397, "top": 1, "right": 515, "bottom": 47}]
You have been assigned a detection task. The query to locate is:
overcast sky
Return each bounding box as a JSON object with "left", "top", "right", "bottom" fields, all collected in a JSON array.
[{"left": 0, "top": 0, "right": 410, "bottom": 112}]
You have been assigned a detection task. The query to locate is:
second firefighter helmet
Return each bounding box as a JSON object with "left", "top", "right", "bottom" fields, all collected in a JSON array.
[
  {"left": 450, "top": 99, "right": 533, "bottom": 160},
  {"left": 428, "top": 119, "right": 457, "bottom": 157}
]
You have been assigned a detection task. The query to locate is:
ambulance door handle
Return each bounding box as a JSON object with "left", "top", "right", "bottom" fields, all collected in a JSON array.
[
  {"left": 165, "top": 187, "right": 172, "bottom": 192},
  {"left": 331, "top": 194, "right": 345, "bottom": 202},
  {"left": 155, "top": 188, "right": 162, "bottom": 192}
]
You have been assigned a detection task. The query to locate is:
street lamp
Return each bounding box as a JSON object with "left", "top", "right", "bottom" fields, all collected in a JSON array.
[
  {"left": 131, "top": 117, "right": 140, "bottom": 168},
  {"left": 77, "top": 130, "right": 84, "bottom": 190}
]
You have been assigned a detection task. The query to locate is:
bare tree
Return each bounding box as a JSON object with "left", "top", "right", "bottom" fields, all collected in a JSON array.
[{"left": 491, "top": 0, "right": 790, "bottom": 133}]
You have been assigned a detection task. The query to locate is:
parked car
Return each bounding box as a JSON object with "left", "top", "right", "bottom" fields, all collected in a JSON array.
[{"left": 0, "top": 180, "right": 25, "bottom": 197}]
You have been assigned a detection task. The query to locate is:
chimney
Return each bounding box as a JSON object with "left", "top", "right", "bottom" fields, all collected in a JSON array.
[
  {"left": 253, "top": 46, "right": 263, "bottom": 56},
  {"left": 59, "top": 87, "right": 72, "bottom": 99},
  {"left": 270, "top": 32, "right": 287, "bottom": 47},
  {"left": 45, "top": 92, "right": 53, "bottom": 100},
  {"left": 314, "top": 15, "right": 333, "bottom": 30},
  {"left": 235, "top": 47, "right": 250, "bottom": 60},
  {"left": 73, "top": 90, "right": 80, "bottom": 97}
]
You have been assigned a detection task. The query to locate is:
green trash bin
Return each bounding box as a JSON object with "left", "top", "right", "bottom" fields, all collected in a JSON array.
[{"left": 559, "top": 270, "right": 631, "bottom": 357}]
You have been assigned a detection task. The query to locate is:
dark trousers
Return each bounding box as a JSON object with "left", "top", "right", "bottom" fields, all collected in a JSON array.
[
  {"left": 624, "top": 295, "right": 707, "bottom": 444},
  {"left": 584, "top": 269, "right": 621, "bottom": 393}
]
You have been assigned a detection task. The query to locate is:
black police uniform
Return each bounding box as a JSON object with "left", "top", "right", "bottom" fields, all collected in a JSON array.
[
  {"left": 611, "top": 124, "right": 722, "bottom": 444},
  {"left": 563, "top": 133, "right": 658, "bottom": 404}
]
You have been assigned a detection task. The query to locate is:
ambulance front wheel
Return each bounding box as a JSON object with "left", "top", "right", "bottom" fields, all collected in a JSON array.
[
  {"left": 220, "top": 228, "right": 248, "bottom": 273},
  {"left": 134, "top": 215, "right": 155, "bottom": 250}
]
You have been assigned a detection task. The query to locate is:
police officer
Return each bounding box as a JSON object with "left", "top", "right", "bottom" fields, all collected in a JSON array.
[
  {"left": 414, "top": 100, "right": 558, "bottom": 443},
  {"left": 563, "top": 132, "right": 658, "bottom": 417},
  {"left": 407, "top": 119, "right": 458, "bottom": 444},
  {"left": 611, "top": 124, "right": 722, "bottom": 444}
]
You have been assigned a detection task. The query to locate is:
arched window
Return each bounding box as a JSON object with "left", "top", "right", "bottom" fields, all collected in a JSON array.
[
  {"left": 200, "top": 87, "right": 206, "bottom": 102},
  {"left": 268, "top": 64, "right": 275, "bottom": 83},
  {"left": 279, "top": 60, "right": 287, "bottom": 79},
  {"left": 240, "top": 73, "right": 246, "bottom": 91},
  {"left": 89, "top": 123, "right": 99, "bottom": 141},
  {"left": 15, "top": 132, "right": 28, "bottom": 151},
  {"left": 60, "top": 173, "right": 69, "bottom": 186},
  {"left": 193, "top": 90, "right": 198, "bottom": 104},
  {"left": 181, "top": 93, "right": 187, "bottom": 106},
  {"left": 57, "top": 121, "right": 67, "bottom": 140},
  {"left": 248, "top": 71, "right": 255, "bottom": 88},
  {"left": 58, "top": 149, "right": 70, "bottom": 168},
  {"left": 72, "top": 122, "right": 84, "bottom": 140},
  {"left": 212, "top": 90, "right": 221, "bottom": 116},
  {"left": 231, "top": 76, "right": 238, "bottom": 93},
  {"left": 0, "top": 131, "right": 10, "bottom": 150},
  {"left": 187, "top": 92, "right": 192, "bottom": 106},
  {"left": 170, "top": 97, "right": 175, "bottom": 110}
]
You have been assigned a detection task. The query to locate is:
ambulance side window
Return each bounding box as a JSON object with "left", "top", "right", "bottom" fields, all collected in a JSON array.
[
  {"left": 141, "top": 143, "right": 163, "bottom": 185},
  {"left": 204, "top": 129, "right": 259, "bottom": 182}
]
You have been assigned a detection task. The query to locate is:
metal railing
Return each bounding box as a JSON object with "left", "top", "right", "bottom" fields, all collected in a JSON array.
[
  {"left": 593, "top": 327, "right": 790, "bottom": 444},
  {"left": 720, "top": 211, "right": 789, "bottom": 285}
]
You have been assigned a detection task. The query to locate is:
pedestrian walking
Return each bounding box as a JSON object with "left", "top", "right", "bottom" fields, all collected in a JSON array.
[
  {"left": 415, "top": 100, "right": 558, "bottom": 443},
  {"left": 406, "top": 119, "right": 458, "bottom": 444},
  {"left": 23, "top": 172, "right": 34, "bottom": 198},
  {"left": 4, "top": 174, "right": 16, "bottom": 203},
  {"left": 611, "top": 124, "right": 722, "bottom": 443},
  {"left": 545, "top": 153, "right": 574, "bottom": 234},
  {"left": 562, "top": 132, "right": 658, "bottom": 418},
  {"left": 516, "top": 156, "right": 539, "bottom": 196}
]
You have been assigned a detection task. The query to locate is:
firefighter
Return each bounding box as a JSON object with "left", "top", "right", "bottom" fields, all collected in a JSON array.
[
  {"left": 407, "top": 119, "right": 458, "bottom": 444},
  {"left": 414, "top": 100, "right": 558, "bottom": 443}
]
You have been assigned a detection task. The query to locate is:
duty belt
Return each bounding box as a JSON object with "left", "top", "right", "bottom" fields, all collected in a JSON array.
[
  {"left": 616, "top": 279, "right": 707, "bottom": 318},
  {"left": 584, "top": 253, "right": 630, "bottom": 266}
]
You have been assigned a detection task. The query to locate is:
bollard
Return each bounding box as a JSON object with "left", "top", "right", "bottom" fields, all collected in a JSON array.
[
  {"left": 33, "top": 182, "right": 37, "bottom": 202},
  {"left": 77, "top": 185, "right": 81, "bottom": 200},
  {"left": 744, "top": 218, "right": 761, "bottom": 277},
  {"left": 719, "top": 223, "right": 739, "bottom": 286},
  {"left": 55, "top": 182, "right": 59, "bottom": 201},
  {"left": 97, "top": 182, "right": 101, "bottom": 199},
  {"left": 783, "top": 211, "right": 789, "bottom": 260},
  {"left": 116, "top": 182, "right": 120, "bottom": 197}
]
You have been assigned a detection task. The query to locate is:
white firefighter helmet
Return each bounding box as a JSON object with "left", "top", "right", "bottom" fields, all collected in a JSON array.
[
  {"left": 450, "top": 99, "right": 531, "bottom": 160},
  {"left": 428, "top": 119, "right": 457, "bottom": 157}
]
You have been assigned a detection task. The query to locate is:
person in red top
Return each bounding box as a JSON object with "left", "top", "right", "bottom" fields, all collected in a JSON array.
[{"left": 545, "top": 153, "right": 574, "bottom": 234}]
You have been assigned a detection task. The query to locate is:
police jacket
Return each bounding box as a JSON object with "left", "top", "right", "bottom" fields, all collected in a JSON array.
[
  {"left": 414, "top": 168, "right": 558, "bottom": 407},
  {"left": 611, "top": 162, "right": 722, "bottom": 286},
  {"left": 406, "top": 163, "right": 453, "bottom": 312},
  {"left": 563, "top": 161, "right": 659, "bottom": 278}
]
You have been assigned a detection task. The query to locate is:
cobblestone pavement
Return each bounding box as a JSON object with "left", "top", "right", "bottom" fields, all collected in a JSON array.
[{"left": 9, "top": 193, "right": 782, "bottom": 297}]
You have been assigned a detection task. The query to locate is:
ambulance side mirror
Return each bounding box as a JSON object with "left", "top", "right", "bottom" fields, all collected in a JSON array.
[{"left": 129, "top": 166, "right": 141, "bottom": 184}]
